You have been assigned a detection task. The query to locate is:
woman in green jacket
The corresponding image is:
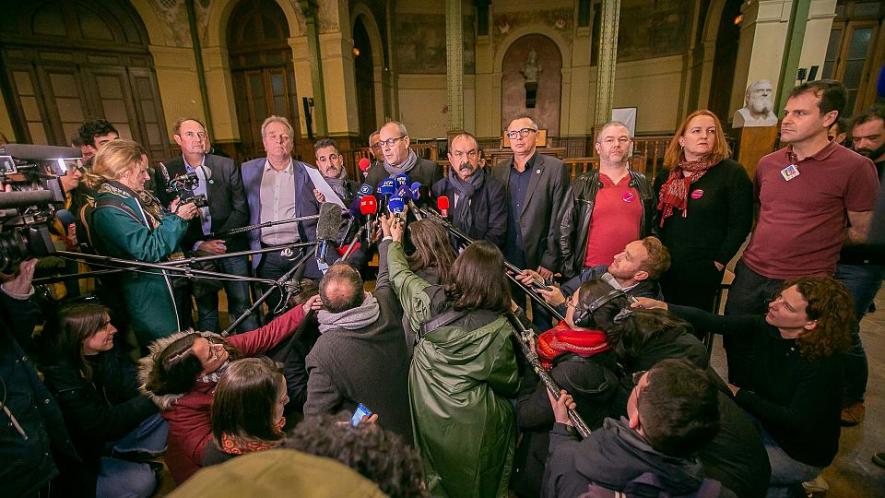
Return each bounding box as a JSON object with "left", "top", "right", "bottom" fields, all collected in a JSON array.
[
  {"left": 383, "top": 214, "right": 519, "bottom": 498},
  {"left": 86, "top": 139, "right": 198, "bottom": 346}
]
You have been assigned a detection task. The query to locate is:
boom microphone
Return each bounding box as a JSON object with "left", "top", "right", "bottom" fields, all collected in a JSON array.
[
  {"left": 316, "top": 202, "right": 343, "bottom": 274},
  {"left": 3, "top": 144, "right": 81, "bottom": 161}
]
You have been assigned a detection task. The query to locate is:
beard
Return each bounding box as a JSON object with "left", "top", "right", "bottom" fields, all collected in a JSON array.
[{"left": 856, "top": 143, "right": 885, "bottom": 161}]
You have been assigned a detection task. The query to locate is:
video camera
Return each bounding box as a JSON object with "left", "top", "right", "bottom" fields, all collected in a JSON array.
[
  {"left": 165, "top": 170, "right": 208, "bottom": 208},
  {"left": 0, "top": 144, "right": 80, "bottom": 273}
]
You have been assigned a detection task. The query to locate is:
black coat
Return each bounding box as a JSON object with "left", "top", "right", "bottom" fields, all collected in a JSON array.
[
  {"left": 38, "top": 349, "right": 158, "bottom": 495},
  {"left": 493, "top": 154, "right": 570, "bottom": 271},
  {"left": 303, "top": 240, "right": 413, "bottom": 443},
  {"left": 432, "top": 170, "right": 508, "bottom": 249},
  {"left": 558, "top": 169, "right": 655, "bottom": 279},
  {"left": 0, "top": 293, "right": 80, "bottom": 498},
  {"left": 158, "top": 155, "right": 251, "bottom": 251}
]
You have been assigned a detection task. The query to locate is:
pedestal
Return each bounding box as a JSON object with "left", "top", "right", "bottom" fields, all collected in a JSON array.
[{"left": 734, "top": 125, "right": 779, "bottom": 180}]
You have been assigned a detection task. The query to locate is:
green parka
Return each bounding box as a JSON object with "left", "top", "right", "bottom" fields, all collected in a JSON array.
[
  {"left": 387, "top": 241, "right": 519, "bottom": 498},
  {"left": 90, "top": 182, "right": 189, "bottom": 344}
]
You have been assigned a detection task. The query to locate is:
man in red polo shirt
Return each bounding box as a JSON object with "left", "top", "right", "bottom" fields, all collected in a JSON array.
[
  {"left": 725, "top": 80, "right": 879, "bottom": 386},
  {"left": 558, "top": 121, "right": 655, "bottom": 280}
]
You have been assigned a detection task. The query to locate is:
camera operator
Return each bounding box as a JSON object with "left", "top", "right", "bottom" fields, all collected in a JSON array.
[
  {"left": 0, "top": 259, "right": 81, "bottom": 498},
  {"left": 85, "top": 139, "right": 199, "bottom": 348}
]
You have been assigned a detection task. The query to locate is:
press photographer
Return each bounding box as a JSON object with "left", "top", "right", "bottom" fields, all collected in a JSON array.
[{"left": 84, "top": 139, "right": 199, "bottom": 347}]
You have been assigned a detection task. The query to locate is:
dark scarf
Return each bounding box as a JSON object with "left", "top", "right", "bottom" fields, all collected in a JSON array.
[
  {"left": 656, "top": 158, "right": 716, "bottom": 227},
  {"left": 324, "top": 170, "right": 348, "bottom": 201},
  {"left": 537, "top": 322, "right": 610, "bottom": 369},
  {"left": 384, "top": 149, "right": 418, "bottom": 176},
  {"left": 97, "top": 181, "right": 164, "bottom": 229},
  {"left": 447, "top": 167, "right": 485, "bottom": 234}
]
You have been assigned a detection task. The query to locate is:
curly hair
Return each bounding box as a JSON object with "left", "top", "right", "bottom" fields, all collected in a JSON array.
[
  {"left": 785, "top": 277, "right": 853, "bottom": 361},
  {"left": 283, "top": 414, "right": 427, "bottom": 498},
  {"left": 639, "top": 236, "right": 671, "bottom": 280}
]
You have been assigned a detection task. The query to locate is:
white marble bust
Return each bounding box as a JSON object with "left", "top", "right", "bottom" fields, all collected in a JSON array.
[{"left": 733, "top": 80, "right": 778, "bottom": 128}]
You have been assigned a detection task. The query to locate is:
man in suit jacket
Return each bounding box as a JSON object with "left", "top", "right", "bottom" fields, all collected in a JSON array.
[
  {"left": 160, "top": 118, "right": 257, "bottom": 332},
  {"left": 241, "top": 115, "right": 324, "bottom": 314},
  {"left": 492, "top": 116, "right": 569, "bottom": 329},
  {"left": 364, "top": 121, "right": 443, "bottom": 189}
]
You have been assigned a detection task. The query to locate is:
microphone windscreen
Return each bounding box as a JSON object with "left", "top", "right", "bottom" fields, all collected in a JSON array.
[
  {"left": 358, "top": 157, "right": 371, "bottom": 171},
  {"left": 358, "top": 183, "right": 373, "bottom": 197},
  {"left": 3, "top": 144, "right": 82, "bottom": 161},
  {"left": 396, "top": 186, "right": 411, "bottom": 200},
  {"left": 316, "top": 202, "right": 342, "bottom": 240},
  {"left": 394, "top": 174, "right": 409, "bottom": 188},
  {"left": 388, "top": 196, "right": 405, "bottom": 214},
  {"left": 359, "top": 196, "right": 378, "bottom": 215},
  {"left": 437, "top": 195, "right": 450, "bottom": 211},
  {"left": 380, "top": 178, "right": 396, "bottom": 196},
  {"left": 409, "top": 181, "right": 422, "bottom": 199}
]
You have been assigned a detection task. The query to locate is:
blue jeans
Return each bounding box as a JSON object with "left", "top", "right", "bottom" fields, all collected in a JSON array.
[
  {"left": 760, "top": 428, "right": 822, "bottom": 497},
  {"left": 97, "top": 414, "right": 167, "bottom": 498},
  {"left": 195, "top": 255, "right": 259, "bottom": 333},
  {"left": 835, "top": 262, "right": 885, "bottom": 403}
]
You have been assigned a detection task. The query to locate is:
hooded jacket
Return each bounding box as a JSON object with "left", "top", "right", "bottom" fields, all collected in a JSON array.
[
  {"left": 388, "top": 240, "right": 520, "bottom": 498},
  {"left": 543, "top": 418, "right": 735, "bottom": 498},
  {"left": 138, "top": 304, "right": 307, "bottom": 484}
]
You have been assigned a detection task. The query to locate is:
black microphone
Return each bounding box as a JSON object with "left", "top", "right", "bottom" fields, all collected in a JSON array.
[
  {"left": 316, "top": 202, "right": 342, "bottom": 273},
  {"left": 3, "top": 144, "right": 82, "bottom": 161}
]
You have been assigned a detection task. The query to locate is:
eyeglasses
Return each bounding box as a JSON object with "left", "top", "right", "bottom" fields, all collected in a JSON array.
[
  {"left": 378, "top": 136, "right": 405, "bottom": 148},
  {"left": 506, "top": 128, "right": 537, "bottom": 140},
  {"left": 600, "top": 137, "right": 631, "bottom": 146}
]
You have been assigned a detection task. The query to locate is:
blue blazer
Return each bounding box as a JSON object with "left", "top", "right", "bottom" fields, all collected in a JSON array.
[{"left": 241, "top": 158, "right": 320, "bottom": 270}]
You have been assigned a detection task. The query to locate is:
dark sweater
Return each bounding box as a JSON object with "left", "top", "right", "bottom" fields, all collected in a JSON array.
[
  {"left": 654, "top": 159, "right": 753, "bottom": 267},
  {"left": 669, "top": 304, "right": 842, "bottom": 467}
]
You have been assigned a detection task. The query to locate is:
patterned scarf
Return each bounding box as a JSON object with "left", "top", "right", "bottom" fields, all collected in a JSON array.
[
  {"left": 219, "top": 417, "right": 286, "bottom": 455},
  {"left": 97, "top": 181, "right": 164, "bottom": 230},
  {"left": 537, "top": 322, "right": 610, "bottom": 369},
  {"left": 656, "top": 158, "right": 715, "bottom": 227}
]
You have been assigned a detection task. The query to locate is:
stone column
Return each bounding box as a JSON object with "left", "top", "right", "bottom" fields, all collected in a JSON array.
[
  {"left": 446, "top": 0, "right": 464, "bottom": 131},
  {"left": 593, "top": 0, "right": 620, "bottom": 127},
  {"left": 300, "top": 0, "right": 328, "bottom": 137}
]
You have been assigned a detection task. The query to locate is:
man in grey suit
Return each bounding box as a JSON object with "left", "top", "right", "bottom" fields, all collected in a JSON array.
[
  {"left": 493, "top": 116, "right": 569, "bottom": 328},
  {"left": 159, "top": 117, "right": 258, "bottom": 332}
]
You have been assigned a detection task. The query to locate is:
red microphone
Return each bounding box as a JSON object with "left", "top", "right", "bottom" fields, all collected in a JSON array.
[
  {"left": 359, "top": 195, "right": 377, "bottom": 216},
  {"left": 437, "top": 195, "right": 450, "bottom": 218},
  {"left": 358, "top": 157, "right": 371, "bottom": 177}
]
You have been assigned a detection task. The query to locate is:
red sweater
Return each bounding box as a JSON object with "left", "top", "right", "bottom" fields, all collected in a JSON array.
[{"left": 162, "top": 305, "right": 307, "bottom": 483}]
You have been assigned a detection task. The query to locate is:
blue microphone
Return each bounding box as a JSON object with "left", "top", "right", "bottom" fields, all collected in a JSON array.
[
  {"left": 409, "top": 181, "right": 422, "bottom": 200},
  {"left": 358, "top": 183, "right": 373, "bottom": 198},
  {"left": 380, "top": 178, "right": 396, "bottom": 197},
  {"left": 388, "top": 196, "right": 405, "bottom": 216},
  {"left": 394, "top": 173, "right": 409, "bottom": 189}
]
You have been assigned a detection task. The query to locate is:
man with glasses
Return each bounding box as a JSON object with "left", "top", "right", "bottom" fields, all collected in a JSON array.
[
  {"left": 368, "top": 130, "right": 383, "bottom": 173},
  {"left": 492, "top": 116, "right": 569, "bottom": 328},
  {"left": 364, "top": 121, "right": 443, "bottom": 188},
  {"left": 431, "top": 132, "right": 506, "bottom": 248},
  {"left": 159, "top": 117, "right": 257, "bottom": 333},
  {"left": 558, "top": 121, "right": 654, "bottom": 281}
]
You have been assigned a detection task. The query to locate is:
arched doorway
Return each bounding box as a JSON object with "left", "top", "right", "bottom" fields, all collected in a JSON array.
[
  {"left": 708, "top": 0, "right": 742, "bottom": 124},
  {"left": 501, "top": 35, "right": 562, "bottom": 137},
  {"left": 353, "top": 15, "right": 376, "bottom": 139},
  {"left": 227, "top": 0, "right": 303, "bottom": 160},
  {"left": 0, "top": 0, "right": 169, "bottom": 158}
]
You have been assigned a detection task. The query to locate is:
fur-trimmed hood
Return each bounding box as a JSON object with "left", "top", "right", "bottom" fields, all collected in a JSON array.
[{"left": 138, "top": 329, "right": 226, "bottom": 410}]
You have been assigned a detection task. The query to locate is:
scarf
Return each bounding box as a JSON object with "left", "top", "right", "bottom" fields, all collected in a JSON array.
[
  {"left": 656, "top": 158, "right": 716, "bottom": 227},
  {"left": 317, "top": 292, "right": 380, "bottom": 334},
  {"left": 384, "top": 148, "right": 418, "bottom": 176},
  {"left": 447, "top": 167, "right": 485, "bottom": 234},
  {"left": 98, "top": 181, "right": 165, "bottom": 229},
  {"left": 325, "top": 174, "right": 348, "bottom": 202},
  {"left": 197, "top": 360, "right": 230, "bottom": 384},
  {"left": 219, "top": 417, "right": 285, "bottom": 455},
  {"left": 537, "top": 322, "right": 611, "bottom": 369}
]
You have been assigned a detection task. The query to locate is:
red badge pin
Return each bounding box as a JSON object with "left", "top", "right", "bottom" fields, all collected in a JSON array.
[
  {"left": 690, "top": 189, "right": 704, "bottom": 200},
  {"left": 622, "top": 191, "right": 635, "bottom": 203}
]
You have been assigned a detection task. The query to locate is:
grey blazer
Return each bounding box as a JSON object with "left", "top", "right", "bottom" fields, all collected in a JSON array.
[{"left": 492, "top": 153, "right": 570, "bottom": 271}]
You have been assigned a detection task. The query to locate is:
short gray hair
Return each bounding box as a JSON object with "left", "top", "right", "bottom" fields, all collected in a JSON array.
[
  {"left": 261, "top": 115, "right": 294, "bottom": 138},
  {"left": 596, "top": 121, "right": 631, "bottom": 142},
  {"left": 507, "top": 115, "right": 539, "bottom": 131},
  {"left": 382, "top": 121, "right": 408, "bottom": 138}
]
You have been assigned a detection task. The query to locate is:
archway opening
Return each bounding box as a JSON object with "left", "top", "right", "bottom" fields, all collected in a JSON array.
[
  {"left": 708, "top": 0, "right": 743, "bottom": 124},
  {"left": 227, "top": 0, "right": 304, "bottom": 160},
  {"left": 353, "top": 15, "right": 377, "bottom": 139}
]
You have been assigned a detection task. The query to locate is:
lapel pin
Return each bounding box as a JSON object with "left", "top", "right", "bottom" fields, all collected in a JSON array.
[{"left": 536, "top": 169, "right": 541, "bottom": 174}]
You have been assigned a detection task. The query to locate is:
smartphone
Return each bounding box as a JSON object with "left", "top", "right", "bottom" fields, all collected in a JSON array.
[{"left": 351, "top": 403, "right": 373, "bottom": 427}]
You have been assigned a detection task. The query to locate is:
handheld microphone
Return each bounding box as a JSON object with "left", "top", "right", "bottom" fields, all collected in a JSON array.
[
  {"left": 357, "top": 183, "right": 374, "bottom": 198},
  {"left": 358, "top": 157, "right": 371, "bottom": 176},
  {"left": 316, "top": 202, "right": 343, "bottom": 274},
  {"left": 437, "top": 195, "right": 450, "bottom": 218},
  {"left": 379, "top": 178, "right": 396, "bottom": 213},
  {"left": 388, "top": 196, "right": 406, "bottom": 217},
  {"left": 394, "top": 173, "right": 409, "bottom": 189},
  {"left": 359, "top": 195, "right": 378, "bottom": 238},
  {"left": 410, "top": 181, "right": 422, "bottom": 201}
]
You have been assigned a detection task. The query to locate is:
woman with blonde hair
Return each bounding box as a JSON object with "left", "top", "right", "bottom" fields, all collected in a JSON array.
[
  {"left": 654, "top": 110, "right": 753, "bottom": 312},
  {"left": 85, "top": 139, "right": 199, "bottom": 345}
]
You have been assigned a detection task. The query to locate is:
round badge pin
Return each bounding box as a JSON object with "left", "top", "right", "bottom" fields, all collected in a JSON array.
[
  {"left": 622, "top": 191, "right": 635, "bottom": 203},
  {"left": 690, "top": 189, "right": 704, "bottom": 200}
]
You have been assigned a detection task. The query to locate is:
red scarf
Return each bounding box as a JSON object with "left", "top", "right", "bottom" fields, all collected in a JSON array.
[
  {"left": 219, "top": 416, "right": 285, "bottom": 455},
  {"left": 537, "top": 322, "right": 610, "bottom": 369},
  {"left": 656, "top": 158, "right": 716, "bottom": 227}
]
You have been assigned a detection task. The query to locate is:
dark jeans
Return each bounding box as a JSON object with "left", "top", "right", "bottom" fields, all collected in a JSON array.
[
  {"left": 194, "top": 255, "right": 259, "bottom": 333},
  {"left": 835, "top": 262, "right": 885, "bottom": 403},
  {"left": 724, "top": 260, "right": 784, "bottom": 385}
]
